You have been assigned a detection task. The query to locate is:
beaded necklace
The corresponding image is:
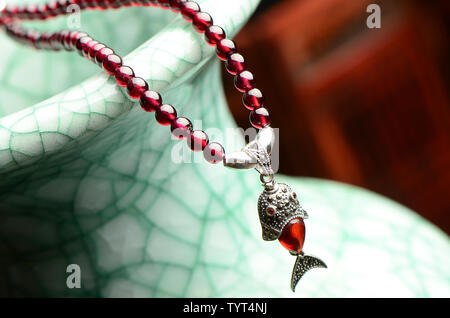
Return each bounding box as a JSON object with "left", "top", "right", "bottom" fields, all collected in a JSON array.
[{"left": 0, "top": 0, "right": 327, "bottom": 292}]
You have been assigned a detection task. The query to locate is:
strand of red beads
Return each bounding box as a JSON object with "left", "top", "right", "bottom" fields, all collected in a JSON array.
[{"left": 0, "top": 0, "right": 272, "bottom": 164}]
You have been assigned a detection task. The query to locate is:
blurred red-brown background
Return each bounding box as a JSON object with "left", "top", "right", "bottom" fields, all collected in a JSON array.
[{"left": 224, "top": 0, "right": 450, "bottom": 234}]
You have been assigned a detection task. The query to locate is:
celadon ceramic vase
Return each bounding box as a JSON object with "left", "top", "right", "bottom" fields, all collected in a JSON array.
[{"left": 0, "top": 0, "right": 449, "bottom": 297}]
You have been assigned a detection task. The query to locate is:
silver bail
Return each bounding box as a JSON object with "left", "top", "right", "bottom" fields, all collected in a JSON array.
[{"left": 224, "top": 127, "right": 275, "bottom": 174}]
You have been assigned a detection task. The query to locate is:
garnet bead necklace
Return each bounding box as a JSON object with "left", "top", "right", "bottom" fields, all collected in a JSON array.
[{"left": 0, "top": 0, "right": 326, "bottom": 292}]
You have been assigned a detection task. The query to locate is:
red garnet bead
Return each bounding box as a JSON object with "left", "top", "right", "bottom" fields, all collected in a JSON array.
[
  {"left": 115, "top": 66, "right": 134, "bottom": 87},
  {"left": 64, "top": 31, "right": 87, "bottom": 50},
  {"left": 188, "top": 130, "right": 209, "bottom": 152},
  {"left": 171, "top": 117, "right": 192, "bottom": 139},
  {"left": 169, "top": 0, "right": 186, "bottom": 12},
  {"left": 75, "top": 0, "right": 87, "bottom": 9},
  {"left": 192, "top": 12, "right": 213, "bottom": 33},
  {"left": 27, "top": 30, "right": 41, "bottom": 47},
  {"left": 59, "top": 30, "right": 71, "bottom": 50},
  {"left": 36, "top": 32, "right": 51, "bottom": 50},
  {"left": 226, "top": 53, "right": 246, "bottom": 75},
  {"left": 250, "top": 107, "right": 271, "bottom": 129},
  {"left": 98, "top": 0, "right": 108, "bottom": 9},
  {"left": 140, "top": 90, "right": 162, "bottom": 112},
  {"left": 234, "top": 70, "right": 256, "bottom": 92},
  {"left": 216, "top": 39, "right": 237, "bottom": 61},
  {"left": 127, "top": 77, "right": 149, "bottom": 99},
  {"left": 278, "top": 217, "right": 306, "bottom": 254},
  {"left": 243, "top": 88, "right": 264, "bottom": 110},
  {"left": 102, "top": 54, "right": 122, "bottom": 75},
  {"left": 89, "top": 43, "right": 106, "bottom": 61},
  {"left": 156, "top": 104, "right": 177, "bottom": 126},
  {"left": 37, "top": 4, "right": 49, "bottom": 20},
  {"left": 181, "top": 1, "right": 200, "bottom": 22},
  {"left": 203, "top": 142, "right": 225, "bottom": 164},
  {"left": 49, "top": 33, "right": 62, "bottom": 51},
  {"left": 25, "top": 4, "right": 40, "bottom": 19},
  {"left": 46, "top": 1, "right": 59, "bottom": 17},
  {"left": 57, "top": 30, "right": 68, "bottom": 48},
  {"left": 75, "top": 36, "right": 92, "bottom": 56},
  {"left": 69, "top": 31, "right": 88, "bottom": 48},
  {"left": 120, "top": 0, "right": 132, "bottom": 7},
  {"left": 95, "top": 47, "right": 114, "bottom": 65},
  {"left": 205, "top": 25, "right": 225, "bottom": 46},
  {"left": 56, "top": 0, "right": 69, "bottom": 13},
  {"left": 84, "top": 40, "right": 98, "bottom": 59},
  {"left": 157, "top": 0, "right": 170, "bottom": 8},
  {"left": 85, "top": 0, "right": 97, "bottom": 9}
]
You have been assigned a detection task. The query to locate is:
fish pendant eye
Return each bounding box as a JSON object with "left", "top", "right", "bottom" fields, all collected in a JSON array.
[
  {"left": 266, "top": 206, "right": 276, "bottom": 216},
  {"left": 290, "top": 192, "right": 297, "bottom": 200}
]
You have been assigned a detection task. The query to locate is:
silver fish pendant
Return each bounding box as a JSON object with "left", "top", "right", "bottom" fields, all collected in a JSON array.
[
  {"left": 225, "top": 127, "right": 327, "bottom": 291},
  {"left": 257, "top": 180, "right": 327, "bottom": 291}
]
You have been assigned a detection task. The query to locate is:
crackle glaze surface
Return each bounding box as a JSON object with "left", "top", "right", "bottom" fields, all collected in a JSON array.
[{"left": 0, "top": 0, "right": 449, "bottom": 297}]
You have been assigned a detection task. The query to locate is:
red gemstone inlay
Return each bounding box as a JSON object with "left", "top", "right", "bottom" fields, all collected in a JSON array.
[
  {"left": 278, "top": 217, "right": 305, "bottom": 254},
  {"left": 266, "top": 206, "right": 275, "bottom": 216}
]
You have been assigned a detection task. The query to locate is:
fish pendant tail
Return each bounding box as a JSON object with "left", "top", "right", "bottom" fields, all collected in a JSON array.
[{"left": 291, "top": 252, "right": 327, "bottom": 292}]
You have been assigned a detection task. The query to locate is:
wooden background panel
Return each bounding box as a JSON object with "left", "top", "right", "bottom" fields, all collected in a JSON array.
[{"left": 224, "top": 0, "right": 450, "bottom": 234}]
